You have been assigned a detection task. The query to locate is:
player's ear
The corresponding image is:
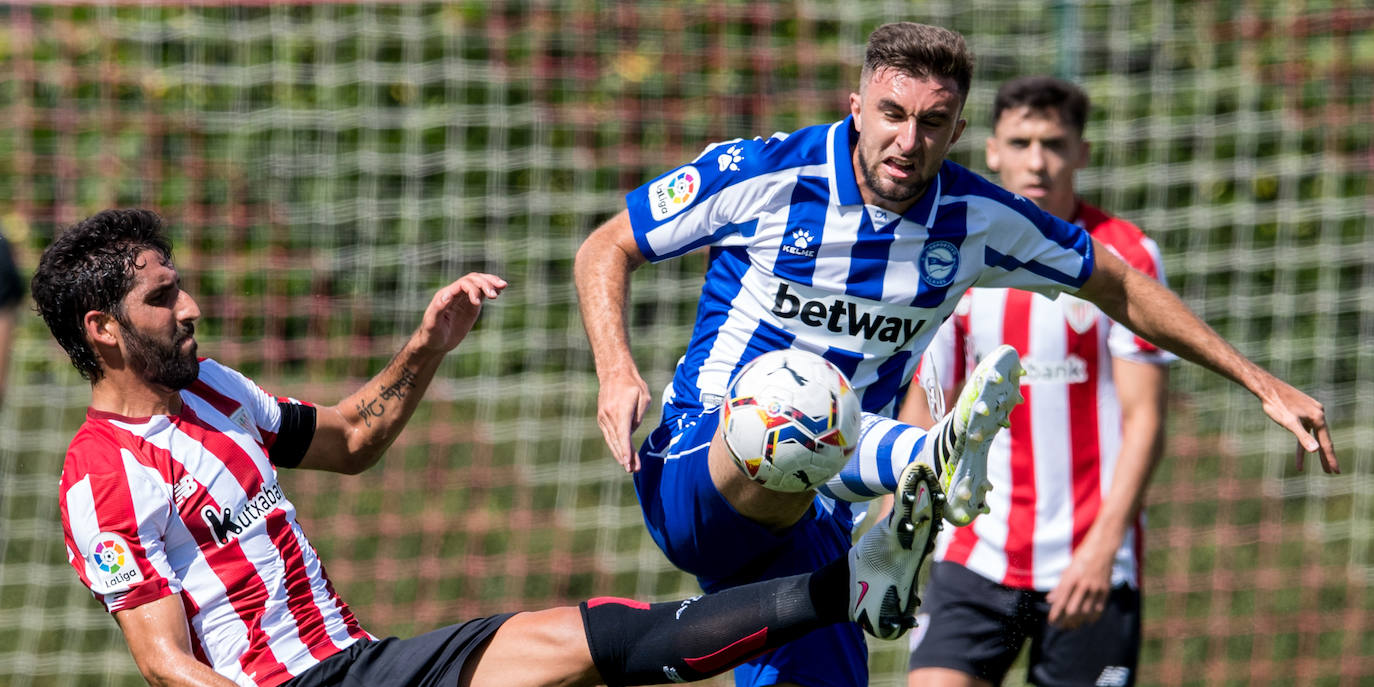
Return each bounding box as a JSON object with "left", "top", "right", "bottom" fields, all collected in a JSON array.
[
  {"left": 985, "top": 136, "right": 1001, "bottom": 173},
  {"left": 84, "top": 311, "right": 119, "bottom": 348},
  {"left": 1075, "top": 139, "right": 1092, "bottom": 170},
  {"left": 950, "top": 118, "right": 967, "bottom": 147},
  {"left": 849, "top": 92, "right": 862, "bottom": 130}
]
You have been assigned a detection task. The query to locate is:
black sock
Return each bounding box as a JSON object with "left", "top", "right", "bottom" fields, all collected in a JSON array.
[{"left": 580, "top": 557, "right": 850, "bottom": 686}]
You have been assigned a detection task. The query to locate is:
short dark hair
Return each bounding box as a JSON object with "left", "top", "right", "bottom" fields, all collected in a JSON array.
[
  {"left": 31, "top": 209, "right": 173, "bottom": 382},
  {"left": 861, "top": 22, "right": 974, "bottom": 100},
  {"left": 991, "top": 75, "right": 1090, "bottom": 135}
]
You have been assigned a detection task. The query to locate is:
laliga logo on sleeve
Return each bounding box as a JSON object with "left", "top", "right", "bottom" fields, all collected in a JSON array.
[
  {"left": 649, "top": 165, "right": 700, "bottom": 221},
  {"left": 919, "top": 240, "right": 960, "bottom": 287},
  {"left": 89, "top": 532, "right": 144, "bottom": 590}
]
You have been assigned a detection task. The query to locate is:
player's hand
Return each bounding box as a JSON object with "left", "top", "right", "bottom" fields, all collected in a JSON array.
[
  {"left": 1046, "top": 542, "right": 1114, "bottom": 630},
  {"left": 1259, "top": 378, "right": 1339, "bottom": 474},
  {"left": 596, "top": 372, "right": 651, "bottom": 473},
  {"left": 417, "top": 273, "right": 507, "bottom": 353}
]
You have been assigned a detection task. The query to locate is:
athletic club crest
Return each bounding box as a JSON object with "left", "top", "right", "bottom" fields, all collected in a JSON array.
[
  {"left": 1059, "top": 294, "right": 1100, "bottom": 334},
  {"left": 919, "top": 241, "right": 960, "bottom": 287}
]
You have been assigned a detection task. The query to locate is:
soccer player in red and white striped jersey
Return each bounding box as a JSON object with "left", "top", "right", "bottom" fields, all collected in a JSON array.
[
  {"left": 35, "top": 209, "right": 944, "bottom": 687},
  {"left": 904, "top": 77, "right": 1174, "bottom": 687}
]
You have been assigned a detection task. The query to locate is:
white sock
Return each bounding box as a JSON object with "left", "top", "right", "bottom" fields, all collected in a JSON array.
[{"left": 817, "top": 414, "right": 937, "bottom": 502}]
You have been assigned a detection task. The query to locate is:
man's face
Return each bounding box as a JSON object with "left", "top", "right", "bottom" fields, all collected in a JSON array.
[
  {"left": 113, "top": 249, "right": 201, "bottom": 391},
  {"left": 985, "top": 105, "right": 1089, "bottom": 220},
  {"left": 849, "top": 67, "right": 967, "bottom": 213}
]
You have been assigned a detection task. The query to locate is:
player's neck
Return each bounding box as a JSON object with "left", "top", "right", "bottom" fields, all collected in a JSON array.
[
  {"left": 1038, "top": 193, "right": 1080, "bottom": 223},
  {"left": 90, "top": 370, "right": 183, "bottom": 418}
]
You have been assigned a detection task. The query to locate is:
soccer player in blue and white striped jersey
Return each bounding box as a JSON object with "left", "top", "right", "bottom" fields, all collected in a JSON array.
[{"left": 575, "top": 22, "right": 1336, "bottom": 687}]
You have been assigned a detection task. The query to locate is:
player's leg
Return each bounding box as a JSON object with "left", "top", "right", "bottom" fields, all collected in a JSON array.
[
  {"left": 466, "top": 472, "right": 938, "bottom": 687},
  {"left": 707, "top": 425, "right": 817, "bottom": 531},
  {"left": 822, "top": 344, "right": 1024, "bottom": 526},
  {"left": 907, "top": 561, "right": 1031, "bottom": 687}
]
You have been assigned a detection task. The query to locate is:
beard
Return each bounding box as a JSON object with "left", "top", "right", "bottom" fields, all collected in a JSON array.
[
  {"left": 858, "top": 147, "right": 928, "bottom": 204},
  {"left": 122, "top": 321, "right": 200, "bottom": 391}
]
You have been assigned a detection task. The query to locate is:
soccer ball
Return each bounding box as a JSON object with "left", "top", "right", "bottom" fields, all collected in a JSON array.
[{"left": 721, "top": 349, "right": 862, "bottom": 492}]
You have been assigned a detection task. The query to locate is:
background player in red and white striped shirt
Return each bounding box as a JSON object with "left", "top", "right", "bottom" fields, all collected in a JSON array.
[
  {"left": 904, "top": 77, "right": 1174, "bottom": 687},
  {"left": 33, "top": 208, "right": 944, "bottom": 687}
]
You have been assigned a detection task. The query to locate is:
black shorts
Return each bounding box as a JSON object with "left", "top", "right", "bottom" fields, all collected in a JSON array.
[
  {"left": 283, "top": 613, "right": 515, "bottom": 687},
  {"left": 908, "top": 562, "right": 1141, "bottom": 687}
]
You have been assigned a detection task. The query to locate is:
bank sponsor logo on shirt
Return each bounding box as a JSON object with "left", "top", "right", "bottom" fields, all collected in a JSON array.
[
  {"left": 781, "top": 228, "right": 817, "bottom": 257},
  {"left": 768, "top": 280, "right": 927, "bottom": 351},
  {"left": 919, "top": 240, "right": 959, "bottom": 287},
  {"left": 201, "top": 480, "right": 285, "bottom": 546},
  {"left": 649, "top": 165, "right": 700, "bottom": 221},
  {"left": 1019, "top": 354, "right": 1089, "bottom": 385},
  {"left": 88, "top": 532, "right": 143, "bottom": 590}
]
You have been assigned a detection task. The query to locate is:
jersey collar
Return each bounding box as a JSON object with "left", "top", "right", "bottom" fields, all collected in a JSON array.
[{"left": 828, "top": 115, "right": 944, "bottom": 228}]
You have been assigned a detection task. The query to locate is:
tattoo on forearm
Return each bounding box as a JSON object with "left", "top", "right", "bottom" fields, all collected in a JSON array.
[
  {"left": 355, "top": 367, "right": 419, "bottom": 428},
  {"left": 357, "top": 397, "right": 385, "bottom": 428},
  {"left": 380, "top": 367, "right": 418, "bottom": 401}
]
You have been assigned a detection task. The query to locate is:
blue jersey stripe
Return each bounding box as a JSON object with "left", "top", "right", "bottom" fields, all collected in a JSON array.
[
  {"left": 861, "top": 349, "right": 913, "bottom": 415},
  {"left": 845, "top": 211, "right": 894, "bottom": 300},
  {"left": 673, "top": 248, "right": 752, "bottom": 405},
  {"left": 774, "top": 175, "right": 831, "bottom": 286},
  {"left": 830, "top": 118, "right": 864, "bottom": 206},
  {"left": 652, "top": 220, "right": 757, "bottom": 261},
  {"left": 912, "top": 201, "right": 968, "bottom": 309},
  {"left": 984, "top": 246, "right": 1090, "bottom": 288}
]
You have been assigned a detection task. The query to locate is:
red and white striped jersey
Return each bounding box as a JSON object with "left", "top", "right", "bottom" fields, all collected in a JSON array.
[
  {"left": 59, "top": 359, "right": 372, "bottom": 687},
  {"left": 922, "top": 202, "right": 1174, "bottom": 591}
]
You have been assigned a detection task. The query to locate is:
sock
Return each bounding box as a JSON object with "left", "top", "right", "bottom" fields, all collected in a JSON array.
[
  {"left": 580, "top": 557, "right": 850, "bottom": 686},
  {"left": 817, "top": 414, "right": 939, "bottom": 502}
]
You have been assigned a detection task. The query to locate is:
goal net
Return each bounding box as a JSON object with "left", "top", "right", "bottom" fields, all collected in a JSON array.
[{"left": 0, "top": 2, "right": 1368, "bottom": 685}]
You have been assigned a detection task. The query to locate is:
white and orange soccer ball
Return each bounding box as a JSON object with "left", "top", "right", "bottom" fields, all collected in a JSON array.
[{"left": 721, "top": 349, "right": 862, "bottom": 493}]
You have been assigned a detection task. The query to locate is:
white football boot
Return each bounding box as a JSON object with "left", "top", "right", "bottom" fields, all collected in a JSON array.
[
  {"left": 848, "top": 460, "right": 942, "bottom": 640},
  {"left": 927, "top": 343, "right": 1024, "bottom": 526}
]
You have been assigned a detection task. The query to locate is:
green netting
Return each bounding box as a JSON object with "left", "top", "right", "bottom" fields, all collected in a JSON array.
[{"left": 0, "top": 2, "right": 1369, "bottom": 686}]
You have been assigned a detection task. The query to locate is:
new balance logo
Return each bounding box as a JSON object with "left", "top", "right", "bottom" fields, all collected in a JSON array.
[
  {"left": 771, "top": 282, "right": 924, "bottom": 346},
  {"left": 1096, "top": 666, "right": 1130, "bottom": 686}
]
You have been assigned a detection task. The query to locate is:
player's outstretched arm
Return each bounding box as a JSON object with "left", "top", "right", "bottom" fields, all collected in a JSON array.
[
  {"left": 297, "top": 273, "right": 507, "bottom": 474},
  {"left": 1048, "top": 358, "right": 1168, "bottom": 629},
  {"left": 115, "top": 595, "right": 238, "bottom": 687},
  {"left": 574, "top": 210, "right": 652, "bottom": 473},
  {"left": 1076, "top": 238, "right": 1338, "bottom": 473}
]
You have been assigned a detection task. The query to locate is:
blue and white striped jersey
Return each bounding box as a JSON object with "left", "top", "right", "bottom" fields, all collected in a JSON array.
[{"left": 626, "top": 116, "right": 1094, "bottom": 418}]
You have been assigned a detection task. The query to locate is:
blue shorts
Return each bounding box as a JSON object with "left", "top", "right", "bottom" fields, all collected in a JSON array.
[{"left": 635, "top": 407, "right": 867, "bottom": 687}]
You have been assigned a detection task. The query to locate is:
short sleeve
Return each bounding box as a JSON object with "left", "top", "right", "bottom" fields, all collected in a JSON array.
[
  {"left": 193, "top": 359, "right": 315, "bottom": 455},
  {"left": 60, "top": 445, "right": 175, "bottom": 613},
  {"left": 970, "top": 192, "right": 1095, "bottom": 297},
  {"left": 625, "top": 136, "right": 789, "bottom": 262},
  {"left": 1105, "top": 235, "right": 1177, "bottom": 365}
]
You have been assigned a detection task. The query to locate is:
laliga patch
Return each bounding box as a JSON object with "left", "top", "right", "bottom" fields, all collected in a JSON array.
[
  {"left": 648, "top": 165, "right": 700, "bottom": 221},
  {"left": 88, "top": 532, "right": 143, "bottom": 591},
  {"left": 919, "top": 241, "right": 959, "bottom": 287}
]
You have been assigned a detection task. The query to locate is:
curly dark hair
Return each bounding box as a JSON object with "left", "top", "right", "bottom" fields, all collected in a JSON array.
[{"left": 31, "top": 209, "right": 173, "bottom": 382}]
